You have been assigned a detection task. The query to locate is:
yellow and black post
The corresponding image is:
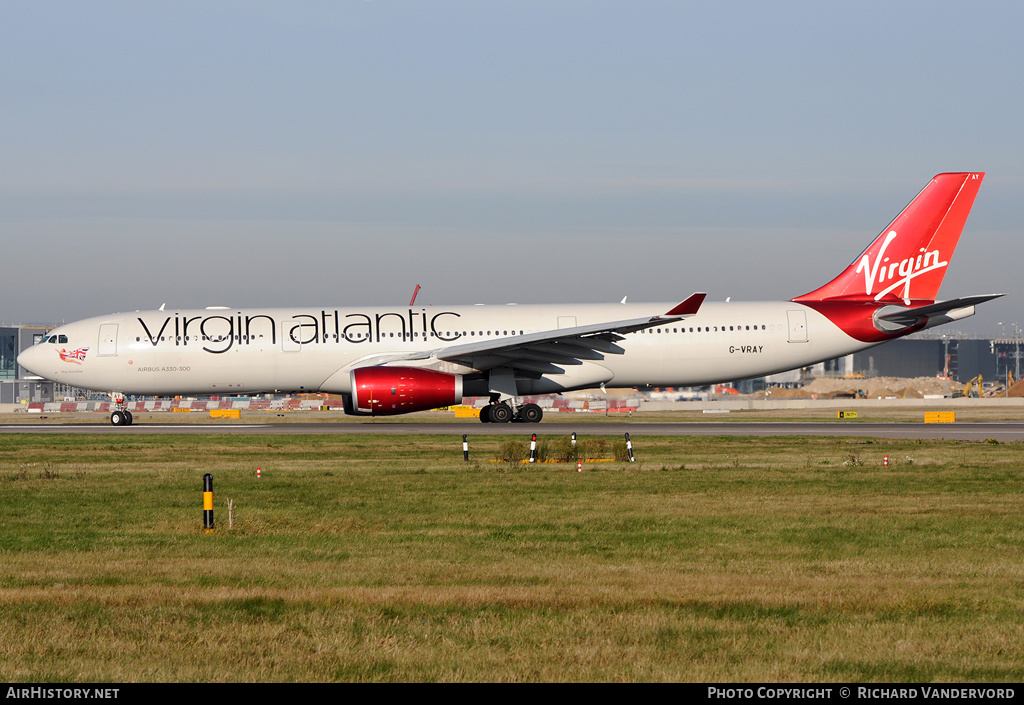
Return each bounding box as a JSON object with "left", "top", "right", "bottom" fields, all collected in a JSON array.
[{"left": 203, "top": 473, "right": 214, "bottom": 533}]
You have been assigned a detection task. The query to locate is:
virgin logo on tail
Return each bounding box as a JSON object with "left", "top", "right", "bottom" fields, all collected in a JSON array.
[
  {"left": 793, "top": 172, "right": 983, "bottom": 306},
  {"left": 855, "top": 230, "right": 947, "bottom": 304}
]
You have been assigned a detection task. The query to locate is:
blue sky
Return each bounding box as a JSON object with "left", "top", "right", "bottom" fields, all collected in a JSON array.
[{"left": 2, "top": 1, "right": 1021, "bottom": 335}]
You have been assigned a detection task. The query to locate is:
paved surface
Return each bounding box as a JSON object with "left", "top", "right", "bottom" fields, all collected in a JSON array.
[{"left": 2, "top": 420, "right": 1023, "bottom": 441}]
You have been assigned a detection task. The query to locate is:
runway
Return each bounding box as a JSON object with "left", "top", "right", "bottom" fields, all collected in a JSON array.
[{"left": 2, "top": 420, "right": 1024, "bottom": 441}]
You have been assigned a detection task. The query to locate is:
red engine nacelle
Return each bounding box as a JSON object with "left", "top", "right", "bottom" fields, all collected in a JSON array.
[{"left": 350, "top": 366, "right": 463, "bottom": 416}]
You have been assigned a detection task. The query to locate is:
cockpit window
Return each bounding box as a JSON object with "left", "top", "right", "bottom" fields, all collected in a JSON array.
[
  {"left": 43, "top": 335, "right": 68, "bottom": 344},
  {"left": 59, "top": 335, "right": 68, "bottom": 344}
]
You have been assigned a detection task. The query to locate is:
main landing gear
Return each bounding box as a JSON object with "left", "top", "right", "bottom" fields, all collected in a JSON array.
[
  {"left": 479, "top": 401, "right": 543, "bottom": 424},
  {"left": 109, "top": 394, "right": 133, "bottom": 426}
]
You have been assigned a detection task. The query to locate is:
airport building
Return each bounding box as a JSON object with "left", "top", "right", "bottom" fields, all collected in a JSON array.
[
  {"left": 848, "top": 336, "right": 1001, "bottom": 382},
  {"left": 702, "top": 334, "right": 1011, "bottom": 395},
  {"left": 0, "top": 324, "right": 56, "bottom": 404}
]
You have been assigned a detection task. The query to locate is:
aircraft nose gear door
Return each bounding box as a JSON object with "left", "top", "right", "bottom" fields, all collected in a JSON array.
[{"left": 787, "top": 310, "right": 808, "bottom": 343}]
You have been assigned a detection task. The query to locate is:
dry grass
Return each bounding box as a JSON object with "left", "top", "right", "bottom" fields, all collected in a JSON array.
[{"left": 1, "top": 433, "right": 1023, "bottom": 681}]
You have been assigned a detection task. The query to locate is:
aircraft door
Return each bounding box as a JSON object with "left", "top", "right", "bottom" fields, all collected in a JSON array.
[
  {"left": 98, "top": 324, "right": 118, "bottom": 356},
  {"left": 787, "top": 310, "right": 808, "bottom": 343},
  {"left": 282, "top": 319, "right": 313, "bottom": 352}
]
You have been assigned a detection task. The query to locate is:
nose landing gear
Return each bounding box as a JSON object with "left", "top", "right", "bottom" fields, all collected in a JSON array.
[{"left": 109, "top": 394, "right": 133, "bottom": 426}]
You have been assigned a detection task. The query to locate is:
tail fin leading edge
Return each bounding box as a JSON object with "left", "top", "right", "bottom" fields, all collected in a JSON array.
[{"left": 793, "top": 172, "right": 985, "bottom": 305}]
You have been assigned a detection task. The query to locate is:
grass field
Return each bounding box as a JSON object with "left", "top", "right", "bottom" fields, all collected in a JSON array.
[{"left": 2, "top": 432, "right": 1024, "bottom": 682}]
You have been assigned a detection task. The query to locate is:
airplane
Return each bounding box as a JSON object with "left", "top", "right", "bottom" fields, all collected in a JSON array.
[{"left": 17, "top": 172, "right": 1001, "bottom": 427}]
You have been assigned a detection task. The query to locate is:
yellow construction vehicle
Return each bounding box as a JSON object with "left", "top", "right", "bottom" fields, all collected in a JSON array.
[{"left": 959, "top": 375, "right": 983, "bottom": 398}]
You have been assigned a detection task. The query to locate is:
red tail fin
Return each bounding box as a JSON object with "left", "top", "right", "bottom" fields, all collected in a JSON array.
[{"left": 793, "top": 172, "right": 984, "bottom": 305}]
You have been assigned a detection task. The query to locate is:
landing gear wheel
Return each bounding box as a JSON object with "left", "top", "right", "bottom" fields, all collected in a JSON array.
[
  {"left": 489, "top": 402, "right": 513, "bottom": 423},
  {"left": 520, "top": 403, "right": 543, "bottom": 423},
  {"left": 479, "top": 405, "right": 492, "bottom": 423},
  {"left": 111, "top": 411, "right": 126, "bottom": 426},
  {"left": 124, "top": 411, "right": 134, "bottom": 426}
]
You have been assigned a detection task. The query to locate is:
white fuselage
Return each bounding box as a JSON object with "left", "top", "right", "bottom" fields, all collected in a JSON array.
[{"left": 21, "top": 301, "right": 872, "bottom": 396}]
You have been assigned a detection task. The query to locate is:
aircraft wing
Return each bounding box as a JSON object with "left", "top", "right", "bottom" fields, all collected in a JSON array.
[{"left": 379, "top": 292, "right": 706, "bottom": 376}]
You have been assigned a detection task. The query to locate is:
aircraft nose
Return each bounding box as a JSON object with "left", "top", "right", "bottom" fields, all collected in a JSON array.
[{"left": 17, "top": 345, "right": 41, "bottom": 376}]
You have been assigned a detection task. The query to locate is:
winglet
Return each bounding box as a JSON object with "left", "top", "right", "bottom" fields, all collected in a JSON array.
[{"left": 665, "top": 292, "right": 707, "bottom": 317}]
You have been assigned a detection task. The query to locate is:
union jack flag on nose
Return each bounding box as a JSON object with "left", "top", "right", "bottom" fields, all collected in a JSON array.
[{"left": 58, "top": 347, "right": 89, "bottom": 364}]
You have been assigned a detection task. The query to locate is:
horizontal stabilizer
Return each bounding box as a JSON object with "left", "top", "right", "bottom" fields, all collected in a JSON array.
[{"left": 874, "top": 294, "right": 1004, "bottom": 331}]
